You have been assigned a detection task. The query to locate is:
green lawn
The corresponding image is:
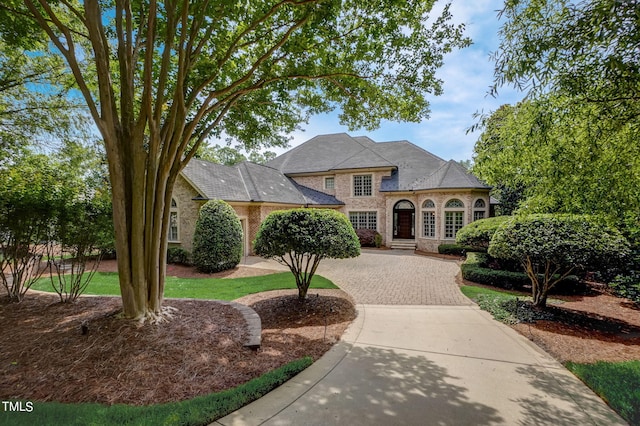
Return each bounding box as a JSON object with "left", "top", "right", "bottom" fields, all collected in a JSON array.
[
  {"left": 32, "top": 271, "right": 337, "bottom": 300},
  {"left": 566, "top": 360, "right": 640, "bottom": 425}
]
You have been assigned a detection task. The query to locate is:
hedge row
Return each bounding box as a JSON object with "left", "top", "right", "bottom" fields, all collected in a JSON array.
[
  {"left": 461, "top": 252, "right": 581, "bottom": 293},
  {"left": 461, "top": 252, "right": 530, "bottom": 290},
  {"left": 437, "top": 244, "right": 475, "bottom": 256}
]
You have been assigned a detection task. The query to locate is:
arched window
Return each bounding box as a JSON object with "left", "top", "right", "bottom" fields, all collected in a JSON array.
[
  {"left": 168, "top": 198, "right": 179, "bottom": 242},
  {"left": 444, "top": 198, "right": 464, "bottom": 239},
  {"left": 422, "top": 199, "right": 436, "bottom": 238},
  {"left": 393, "top": 200, "right": 415, "bottom": 239},
  {"left": 473, "top": 199, "right": 486, "bottom": 221}
]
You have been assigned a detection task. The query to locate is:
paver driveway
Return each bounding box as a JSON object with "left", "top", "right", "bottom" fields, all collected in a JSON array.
[
  {"left": 227, "top": 250, "right": 626, "bottom": 425},
  {"left": 243, "top": 249, "right": 471, "bottom": 305},
  {"left": 316, "top": 250, "right": 472, "bottom": 305}
]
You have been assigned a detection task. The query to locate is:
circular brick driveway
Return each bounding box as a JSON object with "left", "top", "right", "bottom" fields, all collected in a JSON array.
[
  {"left": 244, "top": 249, "right": 473, "bottom": 305},
  {"left": 315, "top": 250, "right": 473, "bottom": 305}
]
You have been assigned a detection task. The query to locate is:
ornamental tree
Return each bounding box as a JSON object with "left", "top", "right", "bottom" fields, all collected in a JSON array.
[
  {"left": 254, "top": 209, "right": 360, "bottom": 300},
  {"left": 488, "top": 215, "right": 629, "bottom": 307},
  {"left": 1, "top": 0, "right": 469, "bottom": 321}
]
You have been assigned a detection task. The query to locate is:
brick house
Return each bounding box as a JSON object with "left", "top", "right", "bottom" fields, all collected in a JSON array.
[{"left": 170, "top": 133, "right": 492, "bottom": 256}]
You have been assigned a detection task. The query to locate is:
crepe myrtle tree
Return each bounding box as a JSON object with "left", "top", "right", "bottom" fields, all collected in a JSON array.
[
  {"left": 254, "top": 209, "right": 360, "bottom": 300},
  {"left": 488, "top": 214, "right": 629, "bottom": 308},
  {"left": 3, "top": 0, "right": 469, "bottom": 321}
]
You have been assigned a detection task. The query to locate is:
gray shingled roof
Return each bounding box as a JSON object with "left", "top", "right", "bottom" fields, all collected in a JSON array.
[
  {"left": 406, "top": 160, "right": 488, "bottom": 191},
  {"left": 181, "top": 159, "right": 342, "bottom": 206},
  {"left": 267, "top": 133, "right": 490, "bottom": 192},
  {"left": 182, "top": 159, "right": 250, "bottom": 202},
  {"left": 266, "top": 133, "right": 394, "bottom": 174}
]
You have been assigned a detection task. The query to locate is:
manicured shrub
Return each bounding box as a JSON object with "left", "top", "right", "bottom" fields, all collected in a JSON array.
[
  {"left": 167, "top": 247, "right": 191, "bottom": 265},
  {"left": 456, "top": 216, "right": 510, "bottom": 252},
  {"left": 461, "top": 252, "right": 581, "bottom": 293},
  {"left": 461, "top": 252, "right": 530, "bottom": 289},
  {"left": 374, "top": 233, "right": 383, "bottom": 248},
  {"left": 610, "top": 272, "right": 640, "bottom": 305},
  {"left": 438, "top": 244, "right": 474, "bottom": 256},
  {"left": 355, "top": 228, "right": 382, "bottom": 247},
  {"left": 192, "top": 200, "right": 243, "bottom": 273},
  {"left": 254, "top": 209, "right": 360, "bottom": 300},
  {"left": 489, "top": 214, "right": 629, "bottom": 307}
]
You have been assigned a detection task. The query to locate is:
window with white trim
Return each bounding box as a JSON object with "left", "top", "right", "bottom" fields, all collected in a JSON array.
[
  {"left": 422, "top": 199, "right": 436, "bottom": 238},
  {"left": 168, "top": 198, "right": 179, "bottom": 242},
  {"left": 324, "top": 176, "right": 335, "bottom": 190},
  {"left": 353, "top": 174, "right": 372, "bottom": 197},
  {"left": 349, "top": 211, "right": 377, "bottom": 230},
  {"left": 444, "top": 199, "right": 464, "bottom": 239},
  {"left": 473, "top": 199, "right": 486, "bottom": 221}
]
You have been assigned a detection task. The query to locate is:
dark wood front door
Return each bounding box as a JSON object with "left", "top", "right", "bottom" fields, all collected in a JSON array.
[{"left": 396, "top": 210, "right": 414, "bottom": 239}]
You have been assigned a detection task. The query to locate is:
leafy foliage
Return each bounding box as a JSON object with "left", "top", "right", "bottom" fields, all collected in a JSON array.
[
  {"left": 472, "top": 97, "right": 640, "bottom": 221},
  {"left": 167, "top": 247, "right": 191, "bottom": 266},
  {"left": 455, "top": 216, "right": 510, "bottom": 251},
  {"left": 461, "top": 252, "right": 531, "bottom": 290},
  {"left": 494, "top": 0, "right": 640, "bottom": 108},
  {"left": 479, "top": 0, "right": 640, "bottom": 228},
  {"left": 437, "top": 244, "right": 473, "bottom": 256},
  {"left": 50, "top": 196, "right": 113, "bottom": 303},
  {"left": 355, "top": 228, "right": 382, "bottom": 248},
  {"left": 488, "top": 214, "right": 629, "bottom": 307},
  {"left": 254, "top": 209, "right": 360, "bottom": 300},
  {"left": 0, "top": 150, "right": 111, "bottom": 302},
  {"left": 192, "top": 200, "right": 243, "bottom": 273},
  {"left": 1, "top": 0, "right": 470, "bottom": 318}
]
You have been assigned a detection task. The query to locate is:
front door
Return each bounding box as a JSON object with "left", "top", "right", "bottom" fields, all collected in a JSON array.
[
  {"left": 396, "top": 211, "right": 413, "bottom": 239},
  {"left": 393, "top": 200, "right": 415, "bottom": 239}
]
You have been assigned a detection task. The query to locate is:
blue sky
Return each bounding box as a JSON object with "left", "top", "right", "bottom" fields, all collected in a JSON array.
[{"left": 274, "top": 1, "right": 525, "bottom": 162}]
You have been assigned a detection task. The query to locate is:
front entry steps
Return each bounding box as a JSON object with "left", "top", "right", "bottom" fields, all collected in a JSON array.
[{"left": 390, "top": 239, "right": 416, "bottom": 250}]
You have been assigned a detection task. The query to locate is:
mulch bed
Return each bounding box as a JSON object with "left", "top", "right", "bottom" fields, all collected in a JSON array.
[
  {"left": 459, "top": 276, "right": 640, "bottom": 364},
  {"left": 0, "top": 274, "right": 356, "bottom": 406}
]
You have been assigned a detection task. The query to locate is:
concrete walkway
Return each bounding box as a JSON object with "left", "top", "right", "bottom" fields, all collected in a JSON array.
[{"left": 218, "top": 251, "right": 626, "bottom": 425}]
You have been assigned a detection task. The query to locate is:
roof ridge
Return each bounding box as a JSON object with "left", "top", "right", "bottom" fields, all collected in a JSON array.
[
  {"left": 235, "top": 162, "right": 255, "bottom": 201},
  {"left": 376, "top": 140, "right": 447, "bottom": 163},
  {"left": 270, "top": 133, "right": 351, "bottom": 171}
]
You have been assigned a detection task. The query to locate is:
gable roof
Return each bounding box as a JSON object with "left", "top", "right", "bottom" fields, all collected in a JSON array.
[{"left": 181, "top": 159, "right": 343, "bottom": 206}]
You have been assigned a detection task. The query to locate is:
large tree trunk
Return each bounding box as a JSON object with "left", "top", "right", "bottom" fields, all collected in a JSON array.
[{"left": 106, "top": 131, "right": 177, "bottom": 321}]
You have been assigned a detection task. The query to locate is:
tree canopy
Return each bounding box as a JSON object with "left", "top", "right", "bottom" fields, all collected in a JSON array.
[
  {"left": 474, "top": 0, "right": 640, "bottom": 228},
  {"left": 0, "top": 0, "right": 470, "bottom": 320},
  {"left": 472, "top": 97, "right": 640, "bottom": 221}
]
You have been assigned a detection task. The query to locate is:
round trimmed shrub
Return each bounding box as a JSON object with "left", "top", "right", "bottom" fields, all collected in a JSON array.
[
  {"left": 253, "top": 208, "right": 360, "bottom": 299},
  {"left": 192, "top": 200, "right": 243, "bottom": 273},
  {"left": 456, "top": 216, "right": 510, "bottom": 251},
  {"left": 488, "top": 214, "right": 629, "bottom": 306}
]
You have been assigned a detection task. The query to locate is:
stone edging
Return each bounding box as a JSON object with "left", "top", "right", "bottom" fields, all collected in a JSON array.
[{"left": 219, "top": 301, "right": 262, "bottom": 350}]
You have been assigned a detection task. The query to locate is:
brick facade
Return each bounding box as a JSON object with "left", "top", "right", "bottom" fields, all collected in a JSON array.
[{"left": 171, "top": 170, "right": 490, "bottom": 256}]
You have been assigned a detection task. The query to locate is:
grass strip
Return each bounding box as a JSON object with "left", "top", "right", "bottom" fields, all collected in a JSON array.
[
  {"left": 32, "top": 272, "right": 337, "bottom": 300},
  {"left": 565, "top": 360, "right": 640, "bottom": 425},
  {"left": 1, "top": 356, "right": 313, "bottom": 426}
]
